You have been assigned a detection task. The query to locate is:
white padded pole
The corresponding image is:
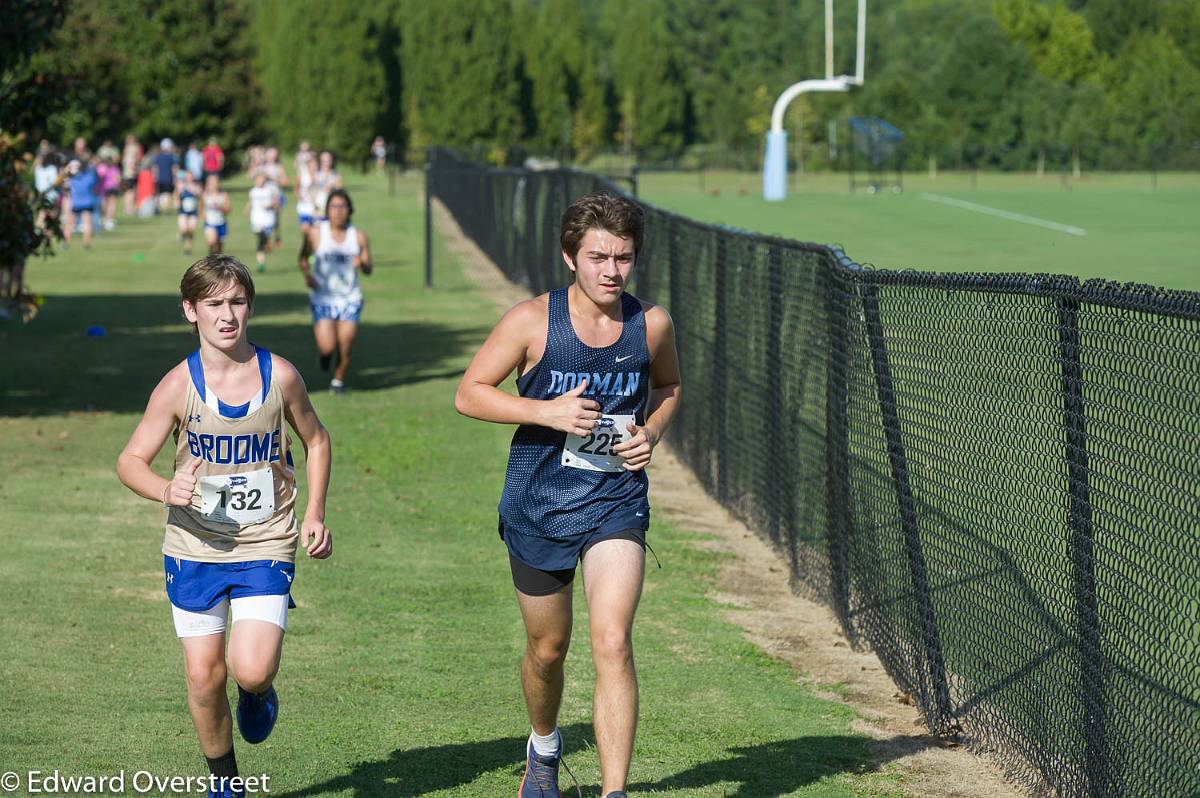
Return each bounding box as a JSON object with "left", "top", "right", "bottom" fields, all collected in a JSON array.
[{"left": 825, "top": 0, "right": 834, "bottom": 80}]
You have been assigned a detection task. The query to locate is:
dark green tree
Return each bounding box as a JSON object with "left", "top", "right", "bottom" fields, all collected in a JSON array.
[
  {"left": 1104, "top": 31, "right": 1200, "bottom": 168},
  {"left": 523, "top": 0, "right": 574, "bottom": 153},
  {"left": 671, "top": 0, "right": 784, "bottom": 150},
  {"left": 402, "top": 0, "right": 521, "bottom": 159},
  {"left": 1159, "top": 0, "right": 1200, "bottom": 69},
  {"left": 518, "top": 0, "right": 609, "bottom": 158},
  {"left": 0, "top": 0, "right": 68, "bottom": 311},
  {"left": 603, "top": 0, "right": 687, "bottom": 154},
  {"left": 1077, "top": 0, "right": 1159, "bottom": 56},
  {"left": 254, "top": 0, "right": 399, "bottom": 164},
  {"left": 1021, "top": 74, "right": 1065, "bottom": 175},
  {"left": 41, "top": 0, "right": 266, "bottom": 155}
]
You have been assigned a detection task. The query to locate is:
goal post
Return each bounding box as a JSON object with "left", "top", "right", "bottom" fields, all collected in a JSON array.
[{"left": 763, "top": 0, "right": 867, "bottom": 201}]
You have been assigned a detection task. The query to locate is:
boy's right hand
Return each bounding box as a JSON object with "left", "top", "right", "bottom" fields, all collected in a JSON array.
[
  {"left": 540, "top": 380, "right": 600, "bottom": 436},
  {"left": 165, "top": 458, "right": 202, "bottom": 506}
]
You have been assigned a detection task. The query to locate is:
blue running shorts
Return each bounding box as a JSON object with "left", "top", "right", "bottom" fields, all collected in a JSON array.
[
  {"left": 311, "top": 299, "right": 362, "bottom": 323},
  {"left": 164, "top": 556, "right": 296, "bottom": 613}
]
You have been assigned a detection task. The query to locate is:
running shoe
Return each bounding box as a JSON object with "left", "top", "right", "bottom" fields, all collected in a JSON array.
[
  {"left": 236, "top": 685, "right": 278, "bottom": 744},
  {"left": 519, "top": 738, "right": 561, "bottom": 798},
  {"left": 207, "top": 782, "right": 245, "bottom": 798},
  {"left": 519, "top": 734, "right": 583, "bottom": 798}
]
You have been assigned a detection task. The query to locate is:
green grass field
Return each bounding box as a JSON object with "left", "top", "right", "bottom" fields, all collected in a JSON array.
[
  {"left": 639, "top": 171, "right": 1200, "bottom": 291},
  {"left": 0, "top": 173, "right": 922, "bottom": 797}
]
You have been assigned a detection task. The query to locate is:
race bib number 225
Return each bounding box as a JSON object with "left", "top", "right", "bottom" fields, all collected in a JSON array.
[{"left": 562, "top": 414, "right": 634, "bottom": 473}]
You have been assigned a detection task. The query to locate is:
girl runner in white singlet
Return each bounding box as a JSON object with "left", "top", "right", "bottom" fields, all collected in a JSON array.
[
  {"left": 298, "top": 188, "right": 371, "bottom": 394},
  {"left": 203, "top": 175, "right": 230, "bottom": 255},
  {"left": 311, "top": 151, "right": 341, "bottom": 222}
]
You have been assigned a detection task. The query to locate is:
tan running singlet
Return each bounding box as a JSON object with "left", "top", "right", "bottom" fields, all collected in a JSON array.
[{"left": 162, "top": 346, "right": 298, "bottom": 563}]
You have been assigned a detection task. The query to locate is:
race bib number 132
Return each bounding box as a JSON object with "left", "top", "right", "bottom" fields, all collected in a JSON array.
[
  {"left": 199, "top": 468, "right": 275, "bottom": 525},
  {"left": 562, "top": 414, "right": 634, "bottom": 473}
]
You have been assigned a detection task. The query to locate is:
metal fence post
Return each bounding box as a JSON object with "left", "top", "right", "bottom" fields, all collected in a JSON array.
[
  {"left": 860, "top": 282, "right": 955, "bottom": 733},
  {"left": 766, "top": 247, "right": 785, "bottom": 545},
  {"left": 667, "top": 218, "right": 681, "bottom": 315},
  {"left": 388, "top": 143, "right": 397, "bottom": 197},
  {"left": 713, "top": 235, "right": 728, "bottom": 503},
  {"left": 424, "top": 151, "right": 433, "bottom": 289},
  {"left": 825, "top": 252, "right": 853, "bottom": 630},
  {"left": 1057, "top": 296, "right": 1112, "bottom": 797}
]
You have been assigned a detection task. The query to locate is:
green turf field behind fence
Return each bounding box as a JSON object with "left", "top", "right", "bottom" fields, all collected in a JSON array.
[{"left": 638, "top": 171, "right": 1200, "bottom": 291}]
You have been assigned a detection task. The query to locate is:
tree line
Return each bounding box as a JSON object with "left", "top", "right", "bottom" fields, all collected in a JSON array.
[{"left": 17, "top": 0, "right": 1200, "bottom": 171}]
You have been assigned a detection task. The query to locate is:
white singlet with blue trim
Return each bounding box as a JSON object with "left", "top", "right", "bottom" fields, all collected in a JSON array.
[{"left": 310, "top": 221, "right": 362, "bottom": 305}]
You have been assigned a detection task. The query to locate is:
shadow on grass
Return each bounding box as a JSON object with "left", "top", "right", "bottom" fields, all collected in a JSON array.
[
  {"left": 0, "top": 293, "right": 484, "bottom": 417},
  {"left": 276, "top": 726, "right": 936, "bottom": 797},
  {"left": 275, "top": 724, "right": 593, "bottom": 798},
  {"left": 629, "top": 733, "right": 934, "bottom": 797}
]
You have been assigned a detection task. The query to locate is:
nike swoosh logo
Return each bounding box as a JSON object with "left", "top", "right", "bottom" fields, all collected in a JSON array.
[{"left": 615, "top": 355, "right": 633, "bottom": 363}]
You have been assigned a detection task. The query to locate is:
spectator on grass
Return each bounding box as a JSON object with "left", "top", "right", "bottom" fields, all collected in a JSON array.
[
  {"left": 136, "top": 148, "right": 157, "bottom": 217},
  {"left": 202, "top": 137, "right": 224, "bottom": 180},
  {"left": 156, "top": 138, "right": 179, "bottom": 212},
  {"left": 97, "top": 138, "right": 119, "bottom": 165},
  {"left": 311, "top": 151, "right": 342, "bottom": 222},
  {"left": 371, "top": 136, "right": 387, "bottom": 172},
  {"left": 121, "top": 134, "right": 143, "bottom": 216},
  {"left": 185, "top": 141, "right": 204, "bottom": 182},
  {"left": 33, "top": 141, "right": 62, "bottom": 232},
  {"left": 97, "top": 151, "right": 122, "bottom": 232},
  {"left": 65, "top": 154, "right": 100, "bottom": 249}
]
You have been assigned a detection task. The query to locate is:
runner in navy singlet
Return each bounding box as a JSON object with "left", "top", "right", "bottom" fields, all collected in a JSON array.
[{"left": 455, "top": 192, "right": 681, "bottom": 798}]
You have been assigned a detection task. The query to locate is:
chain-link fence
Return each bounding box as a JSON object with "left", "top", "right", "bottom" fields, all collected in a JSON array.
[{"left": 428, "top": 146, "right": 1200, "bottom": 798}]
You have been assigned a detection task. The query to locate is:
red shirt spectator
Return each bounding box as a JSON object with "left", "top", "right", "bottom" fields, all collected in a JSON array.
[
  {"left": 135, "top": 167, "right": 156, "bottom": 215},
  {"left": 202, "top": 139, "right": 224, "bottom": 177}
]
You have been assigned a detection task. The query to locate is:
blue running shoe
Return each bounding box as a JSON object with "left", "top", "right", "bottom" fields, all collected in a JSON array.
[
  {"left": 236, "top": 685, "right": 278, "bottom": 744},
  {"left": 603, "top": 792, "right": 628, "bottom": 798},
  {"left": 518, "top": 733, "right": 583, "bottom": 798},
  {"left": 207, "top": 780, "right": 245, "bottom": 798},
  {"left": 519, "top": 735, "right": 562, "bottom": 798}
]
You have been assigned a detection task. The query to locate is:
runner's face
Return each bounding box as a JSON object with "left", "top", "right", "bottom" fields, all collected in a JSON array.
[
  {"left": 326, "top": 197, "right": 349, "bottom": 227},
  {"left": 565, "top": 228, "right": 635, "bottom": 303},
  {"left": 183, "top": 281, "right": 252, "bottom": 350}
]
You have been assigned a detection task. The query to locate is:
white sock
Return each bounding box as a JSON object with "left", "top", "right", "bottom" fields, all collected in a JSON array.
[
  {"left": 330, "top": 378, "right": 344, "bottom": 388},
  {"left": 530, "top": 727, "right": 561, "bottom": 758}
]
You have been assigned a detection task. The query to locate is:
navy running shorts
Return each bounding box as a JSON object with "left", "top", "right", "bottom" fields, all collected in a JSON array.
[{"left": 500, "top": 520, "right": 647, "bottom": 596}]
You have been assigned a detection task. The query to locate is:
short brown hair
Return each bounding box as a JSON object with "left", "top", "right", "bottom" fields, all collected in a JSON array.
[
  {"left": 560, "top": 192, "right": 644, "bottom": 262},
  {"left": 180, "top": 255, "right": 256, "bottom": 312}
]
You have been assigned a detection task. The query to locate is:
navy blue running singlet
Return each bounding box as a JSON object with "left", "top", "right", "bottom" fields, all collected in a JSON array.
[{"left": 499, "top": 287, "right": 652, "bottom": 539}]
